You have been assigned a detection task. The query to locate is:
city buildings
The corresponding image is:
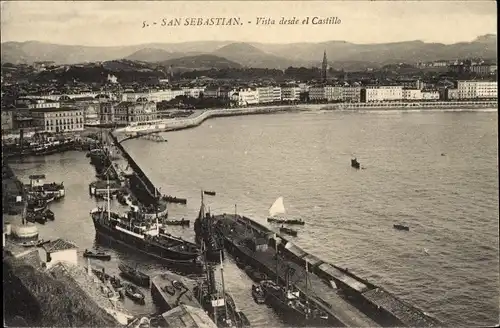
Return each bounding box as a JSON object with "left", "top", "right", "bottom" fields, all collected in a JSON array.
[
  {"left": 457, "top": 80, "right": 498, "bottom": 99},
  {"left": 234, "top": 88, "right": 259, "bottom": 106},
  {"left": 325, "top": 86, "right": 344, "bottom": 101},
  {"left": 30, "top": 107, "right": 85, "bottom": 133},
  {"left": 281, "top": 86, "right": 301, "bottom": 101},
  {"left": 99, "top": 101, "right": 157, "bottom": 125},
  {"left": 360, "top": 86, "right": 403, "bottom": 102}
]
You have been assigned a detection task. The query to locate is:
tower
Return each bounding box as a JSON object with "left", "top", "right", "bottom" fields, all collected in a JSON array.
[{"left": 321, "top": 50, "right": 328, "bottom": 81}]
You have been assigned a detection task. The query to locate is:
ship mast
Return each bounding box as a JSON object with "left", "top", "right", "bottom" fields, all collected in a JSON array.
[
  {"left": 305, "top": 261, "right": 309, "bottom": 319},
  {"left": 275, "top": 234, "right": 279, "bottom": 284},
  {"left": 106, "top": 174, "right": 110, "bottom": 218},
  {"left": 220, "top": 251, "right": 229, "bottom": 325}
]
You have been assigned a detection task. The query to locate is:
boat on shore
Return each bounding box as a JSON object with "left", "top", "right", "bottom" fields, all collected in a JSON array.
[
  {"left": 124, "top": 283, "right": 145, "bottom": 304},
  {"left": 118, "top": 263, "right": 150, "bottom": 287},
  {"left": 393, "top": 224, "right": 410, "bottom": 231},
  {"left": 83, "top": 249, "right": 112, "bottom": 261},
  {"left": 279, "top": 226, "right": 298, "bottom": 237}
]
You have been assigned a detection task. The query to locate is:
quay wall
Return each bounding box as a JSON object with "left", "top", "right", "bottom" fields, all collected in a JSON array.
[
  {"left": 328, "top": 100, "right": 497, "bottom": 110},
  {"left": 108, "top": 131, "right": 160, "bottom": 203}
]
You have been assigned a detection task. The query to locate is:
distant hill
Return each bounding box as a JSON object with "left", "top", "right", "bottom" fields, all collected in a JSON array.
[
  {"left": 212, "top": 42, "right": 304, "bottom": 69},
  {"left": 1, "top": 35, "right": 496, "bottom": 69},
  {"left": 158, "top": 54, "right": 242, "bottom": 70},
  {"left": 125, "top": 48, "right": 199, "bottom": 63}
]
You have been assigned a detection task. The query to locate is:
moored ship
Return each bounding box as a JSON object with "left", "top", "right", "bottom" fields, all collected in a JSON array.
[
  {"left": 194, "top": 190, "right": 224, "bottom": 263},
  {"left": 90, "top": 207, "right": 204, "bottom": 272}
]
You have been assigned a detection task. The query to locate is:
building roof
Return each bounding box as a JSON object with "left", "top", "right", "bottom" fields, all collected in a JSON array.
[
  {"left": 42, "top": 238, "right": 78, "bottom": 253},
  {"left": 161, "top": 304, "right": 217, "bottom": 328},
  {"left": 30, "top": 107, "right": 81, "bottom": 112}
]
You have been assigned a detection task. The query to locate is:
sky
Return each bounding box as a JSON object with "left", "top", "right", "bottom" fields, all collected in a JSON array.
[{"left": 0, "top": 1, "right": 497, "bottom": 46}]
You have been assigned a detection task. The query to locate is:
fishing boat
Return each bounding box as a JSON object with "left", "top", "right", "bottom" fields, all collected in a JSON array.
[
  {"left": 267, "top": 218, "right": 305, "bottom": 225},
  {"left": 118, "top": 263, "right": 150, "bottom": 287},
  {"left": 124, "top": 283, "right": 145, "bottom": 304},
  {"left": 27, "top": 198, "right": 48, "bottom": 213},
  {"left": 163, "top": 219, "right": 190, "bottom": 227},
  {"left": 193, "top": 252, "right": 249, "bottom": 327},
  {"left": 260, "top": 259, "right": 330, "bottom": 326},
  {"left": 193, "top": 190, "right": 224, "bottom": 263},
  {"left": 83, "top": 249, "right": 112, "bottom": 261},
  {"left": 44, "top": 209, "right": 55, "bottom": 221},
  {"left": 279, "top": 226, "right": 298, "bottom": 237},
  {"left": 267, "top": 197, "right": 303, "bottom": 227},
  {"left": 244, "top": 266, "right": 268, "bottom": 282},
  {"left": 351, "top": 158, "right": 360, "bottom": 169},
  {"left": 251, "top": 284, "right": 266, "bottom": 304},
  {"left": 161, "top": 195, "right": 187, "bottom": 205},
  {"left": 203, "top": 190, "right": 216, "bottom": 196},
  {"left": 393, "top": 224, "right": 410, "bottom": 231}
]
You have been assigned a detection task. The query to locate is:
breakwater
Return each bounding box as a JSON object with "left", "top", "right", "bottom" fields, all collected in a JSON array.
[
  {"left": 331, "top": 100, "right": 497, "bottom": 110},
  {"left": 114, "top": 106, "right": 299, "bottom": 136},
  {"left": 108, "top": 131, "right": 160, "bottom": 206}
]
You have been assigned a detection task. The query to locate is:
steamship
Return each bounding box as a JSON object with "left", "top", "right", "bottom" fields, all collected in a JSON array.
[{"left": 90, "top": 207, "right": 204, "bottom": 271}]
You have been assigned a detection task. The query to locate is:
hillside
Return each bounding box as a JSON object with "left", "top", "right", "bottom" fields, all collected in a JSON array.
[
  {"left": 1, "top": 35, "right": 496, "bottom": 69},
  {"left": 158, "top": 54, "right": 242, "bottom": 70},
  {"left": 213, "top": 42, "right": 303, "bottom": 69}
]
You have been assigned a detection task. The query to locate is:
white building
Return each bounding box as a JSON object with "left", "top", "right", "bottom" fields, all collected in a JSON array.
[
  {"left": 39, "top": 238, "right": 78, "bottom": 268},
  {"left": 343, "top": 86, "right": 362, "bottom": 102},
  {"left": 421, "top": 90, "right": 440, "bottom": 100},
  {"left": 457, "top": 80, "right": 498, "bottom": 100},
  {"left": 235, "top": 88, "right": 259, "bottom": 106},
  {"left": 402, "top": 89, "right": 423, "bottom": 100},
  {"left": 257, "top": 86, "right": 274, "bottom": 103},
  {"left": 31, "top": 107, "right": 85, "bottom": 133},
  {"left": 324, "top": 86, "right": 344, "bottom": 101},
  {"left": 272, "top": 87, "right": 282, "bottom": 102},
  {"left": 281, "top": 87, "right": 301, "bottom": 101},
  {"left": 308, "top": 86, "right": 326, "bottom": 100},
  {"left": 361, "top": 86, "right": 403, "bottom": 102}
]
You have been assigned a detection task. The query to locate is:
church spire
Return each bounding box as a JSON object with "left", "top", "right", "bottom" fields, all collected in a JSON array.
[{"left": 321, "top": 50, "right": 328, "bottom": 82}]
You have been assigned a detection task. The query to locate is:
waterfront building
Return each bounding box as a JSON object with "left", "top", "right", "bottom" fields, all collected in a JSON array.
[
  {"left": 234, "top": 88, "right": 259, "bottom": 106},
  {"left": 39, "top": 238, "right": 78, "bottom": 268},
  {"left": 107, "top": 101, "right": 157, "bottom": 125},
  {"left": 343, "top": 86, "right": 362, "bottom": 102},
  {"left": 457, "top": 80, "right": 498, "bottom": 100},
  {"left": 257, "top": 86, "right": 274, "bottom": 103},
  {"left": 402, "top": 89, "right": 423, "bottom": 100},
  {"left": 360, "top": 86, "right": 403, "bottom": 102},
  {"left": 399, "top": 79, "right": 425, "bottom": 90},
  {"left": 272, "top": 86, "right": 282, "bottom": 102},
  {"left": 445, "top": 88, "right": 460, "bottom": 100},
  {"left": 309, "top": 86, "right": 326, "bottom": 100},
  {"left": 281, "top": 86, "right": 301, "bottom": 101},
  {"left": 30, "top": 106, "right": 85, "bottom": 133},
  {"left": 62, "top": 97, "right": 101, "bottom": 125},
  {"left": 421, "top": 90, "right": 440, "bottom": 100},
  {"left": 324, "top": 85, "right": 344, "bottom": 101},
  {"left": 298, "top": 83, "right": 309, "bottom": 93},
  {"left": 204, "top": 86, "right": 220, "bottom": 98}
]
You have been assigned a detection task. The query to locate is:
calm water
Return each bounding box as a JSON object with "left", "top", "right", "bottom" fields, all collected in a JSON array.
[{"left": 8, "top": 110, "right": 499, "bottom": 327}]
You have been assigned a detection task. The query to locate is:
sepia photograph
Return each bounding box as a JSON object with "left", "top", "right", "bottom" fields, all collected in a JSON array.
[{"left": 1, "top": 1, "right": 498, "bottom": 327}]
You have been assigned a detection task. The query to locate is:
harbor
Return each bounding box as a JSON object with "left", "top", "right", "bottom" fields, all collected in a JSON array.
[{"left": 2, "top": 110, "right": 498, "bottom": 327}]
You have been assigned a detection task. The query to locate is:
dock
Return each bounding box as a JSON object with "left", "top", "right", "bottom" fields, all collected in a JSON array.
[
  {"left": 214, "top": 214, "right": 441, "bottom": 327},
  {"left": 151, "top": 272, "right": 202, "bottom": 313}
]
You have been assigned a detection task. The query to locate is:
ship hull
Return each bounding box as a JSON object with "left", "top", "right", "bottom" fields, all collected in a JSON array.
[{"left": 91, "top": 217, "right": 204, "bottom": 273}]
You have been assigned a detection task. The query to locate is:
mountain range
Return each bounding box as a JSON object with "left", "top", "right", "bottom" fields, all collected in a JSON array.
[{"left": 1, "top": 34, "right": 496, "bottom": 70}]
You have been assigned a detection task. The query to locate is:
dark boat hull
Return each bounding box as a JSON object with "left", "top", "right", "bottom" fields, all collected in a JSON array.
[
  {"left": 92, "top": 217, "right": 204, "bottom": 273},
  {"left": 84, "top": 253, "right": 111, "bottom": 261}
]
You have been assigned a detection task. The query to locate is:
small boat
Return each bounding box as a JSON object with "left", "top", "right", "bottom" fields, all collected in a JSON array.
[
  {"left": 83, "top": 249, "right": 112, "bottom": 261},
  {"left": 44, "top": 209, "right": 55, "bottom": 221},
  {"left": 124, "top": 283, "right": 145, "bottom": 304},
  {"left": 393, "top": 224, "right": 410, "bottom": 231},
  {"left": 118, "top": 263, "right": 150, "bottom": 287},
  {"left": 20, "top": 241, "right": 37, "bottom": 247},
  {"left": 161, "top": 195, "right": 187, "bottom": 205},
  {"left": 245, "top": 266, "right": 268, "bottom": 282},
  {"left": 279, "top": 226, "right": 298, "bottom": 237},
  {"left": 33, "top": 213, "right": 47, "bottom": 225},
  {"left": 235, "top": 257, "right": 246, "bottom": 269},
  {"left": 351, "top": 158, "right": 360, "bottom": 169},
  {"left": 36, "top": 239, "right": 51, "bottom": 247},
  {"left": 251, "top": 284, "right": 266, "bottom": 304},
  {"left": 267, "top": 218, "right": 305, "bottom": 225},
  {"left": 163, "top": 219, "right": 190, "bottom": 227},
  {"left": 203, "top": 190, "right": 216, "bottom": 196}
]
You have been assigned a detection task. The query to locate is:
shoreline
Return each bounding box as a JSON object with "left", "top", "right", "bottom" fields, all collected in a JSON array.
[{"left": 114, "top": 101, "right": 497, "bottom": 137}]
